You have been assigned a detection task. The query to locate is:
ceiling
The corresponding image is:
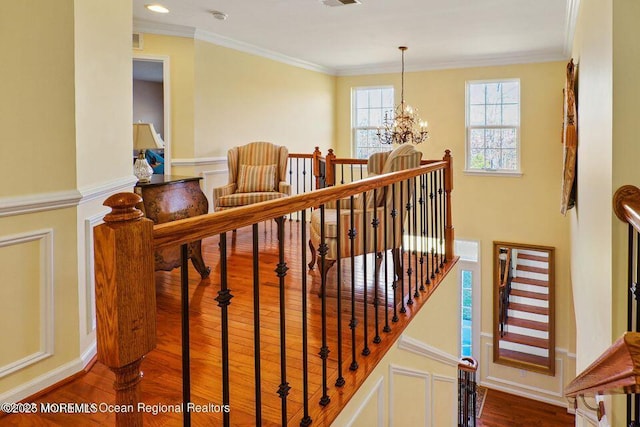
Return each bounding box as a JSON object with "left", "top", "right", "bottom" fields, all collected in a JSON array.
[{"left": 132, "top": 0, "right": 579, "bottom": 76}]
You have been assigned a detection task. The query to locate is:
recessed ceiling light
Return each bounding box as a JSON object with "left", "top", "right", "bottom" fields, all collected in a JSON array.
[
  {"left": 210, "top": 10, "right": 228, "bottom": 21},
  {"left": 145, "top": 4, "right": 170, "bottom": 14}
]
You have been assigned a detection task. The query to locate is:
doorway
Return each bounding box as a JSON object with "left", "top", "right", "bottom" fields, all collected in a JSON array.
[{"left": 133, "top": 55, "right": 171, "bottom": 175}]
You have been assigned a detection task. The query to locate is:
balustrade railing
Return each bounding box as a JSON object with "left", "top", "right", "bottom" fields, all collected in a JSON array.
[
  {"left": 565, "top": 185, "right": 640, "bottom": 425},
  {"left": 458, "top": 357, "right": 478, "bottom": 427},
  {"left": 94, "top": 149, "right": 455, "bottom": 426}
]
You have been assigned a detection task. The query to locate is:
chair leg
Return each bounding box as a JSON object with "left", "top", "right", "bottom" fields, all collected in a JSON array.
[
  {"left": 308, "top": 240, "right": 317, "bottom": 270},
  {"left": 392, "top": 248, "right": 402, "bottom": 281},
  {"left": 317, "top": 259, "right": 336, "bottom": 298}
]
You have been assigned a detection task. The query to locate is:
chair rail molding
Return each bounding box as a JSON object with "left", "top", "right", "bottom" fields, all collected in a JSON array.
[
  {"left": 171, "top": 156, "right": 227, "bottom": 167},
  {"left": 397, "top": 334, "right": 459, "bottom": 367},
  {"left": 79, "top": 176, "right": 137, "bottom": 205},
  {"left": 0, "top": 190, "right": 81, "bottom": 217}
]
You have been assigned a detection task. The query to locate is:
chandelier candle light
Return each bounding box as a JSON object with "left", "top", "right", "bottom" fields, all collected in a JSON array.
[{"left": 377, "top": 46, "right": 429, "bottom": 145}]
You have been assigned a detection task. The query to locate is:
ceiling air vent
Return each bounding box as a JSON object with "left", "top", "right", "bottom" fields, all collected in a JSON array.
[
  {"left": 132, "top": 33, "right": 143, "bottom": 50},
  {"left": 321, "top": 0, "right": 361, "bottom": 7}
]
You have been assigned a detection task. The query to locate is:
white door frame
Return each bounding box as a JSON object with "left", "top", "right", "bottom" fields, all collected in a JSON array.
[{"left": 132, "top": 54, "right": 172, "bottom": 175}]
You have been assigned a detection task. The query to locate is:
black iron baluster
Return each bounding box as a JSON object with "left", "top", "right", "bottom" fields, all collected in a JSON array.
[
  {"left": 630, "top": 225, "right": 635, "bottom": 427},
  {"left": 419, "top": 174, "right": 427, "bottom": 290},
  {"left": 383, "top": 185, "right": 391, "bottom": 333},
  {"left": 216, "top": 233, "right": 233, "bottom": 427},
  {"left": 413, "top": 177, "right": 420, "bottom": 298},
  {"left": 430, "top": 171, "right": 437, "bottom": 279},
  {"left": 349, "top": 195, "right": 359, "bottom": 370},
  {"left": 296, "top": 158, "right": 300, "bottom": 221},
  {"left": 434, "top": 171, "right": 441, "bottom": 274},
  {"left": 360, "top": 164, "right": 364, "bottom": 180},
  {"left": 300, "top": 211, "right": 312, "bottom": 426},
  {"left": 180, "top": 244, "right": 191, "bottom": 427},
  {"left": 335, "top": 199, "right": 345, "bottom": 387},
  {"left": 350, "top": 164, "right": 354, "bottom": 183},
  {"left": 251, "top": 225, "right": 262, "bottom": 425},
  {"left": 391, "top": 183, "right": 399, "bottom": 323},
  {"left": 341, "top": 164, "right": 345, "bottom": 185},
  {"left": 399, "top": 181, "right": 406, "bottom": 314},
  {"left": 423, "top": 172, "right": 431, "bottom": 286},
  {"left": 405, "top": 179, "right": 414, "bottom": 306},
  {"left": 318, "top": 208, "right": 330, "bottom": 407},
  {"left": 275, "top": 218, "right": 291, "bottom": 423},
  {"left": 288, "top": 158, "right": 293, "bottom": 221},
  {"left": 439, "top": 169, "right": 445, "bottom": 269},
  {"left": 362, "top": 191, "right": 370, "bottom": 356},
  {"left": 372, "top": 188, "right": 381, "bottom": 344}
]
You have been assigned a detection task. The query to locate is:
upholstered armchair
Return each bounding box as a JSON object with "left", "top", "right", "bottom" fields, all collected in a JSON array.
[
  {"left": 213, "top": 141, "right": 291, "bottom": 211},
  {"left": 308, "top": 144, "right": 423, "bottom": 281}
]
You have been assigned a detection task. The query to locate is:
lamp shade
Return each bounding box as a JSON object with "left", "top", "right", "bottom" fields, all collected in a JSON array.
[{"left": 133, "top": 123, "right": 164, "bottom": 150}]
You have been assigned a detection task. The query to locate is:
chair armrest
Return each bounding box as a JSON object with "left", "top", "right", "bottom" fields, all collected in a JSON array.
[
  {"left": 278, "top": 181, "right": 291, "bottom": 195},
  {"left": 213, "top": 183, "right": 236, "bottom": 209}
]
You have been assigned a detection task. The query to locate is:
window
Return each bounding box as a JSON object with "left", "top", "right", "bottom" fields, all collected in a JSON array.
[
  {"left": 466, "top": 80, "right": 520, "bottom": 173},
  {"left": 352, "top": 87, "right": 394, "bottom": 159},
  {"left": 460, "top": 270, "right": 473, "bottom": 358}
]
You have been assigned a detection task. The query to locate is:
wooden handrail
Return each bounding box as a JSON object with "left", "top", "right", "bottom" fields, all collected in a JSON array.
[
  {"left": 154, "top": 159, "right": 449, "bottom": 249},
  {"left": 614, "top": 185, "right": 640, "bottom": 233},
  {"left": 288, "top": 152, "right": 314, "bottom": 159},
  {"left": 565, "top": 332, "right": 640, "bottom": 397}
]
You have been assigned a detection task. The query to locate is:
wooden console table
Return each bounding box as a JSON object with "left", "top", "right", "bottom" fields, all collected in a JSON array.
[{"left": 134, "top": 175, "right": 211, "bottom": 279}]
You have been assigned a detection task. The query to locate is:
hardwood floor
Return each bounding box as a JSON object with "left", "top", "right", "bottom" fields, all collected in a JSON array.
[
  {"left": 2, "top": 220, "right": 454, "bottom": 426},
  {"left": 478, "top": 388, "right": 575, "bottom": 427}
]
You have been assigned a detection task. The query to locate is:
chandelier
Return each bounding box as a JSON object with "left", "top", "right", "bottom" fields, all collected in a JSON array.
[{"left": 377, "top": 46, "right": 429, "bottom": 145}]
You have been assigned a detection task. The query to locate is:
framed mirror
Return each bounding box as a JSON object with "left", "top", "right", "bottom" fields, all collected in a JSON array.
[{"left": 493, "top": 241, "right": 555, "bottom": 375}]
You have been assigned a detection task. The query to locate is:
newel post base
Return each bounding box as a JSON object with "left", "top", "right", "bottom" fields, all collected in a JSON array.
[
  {"left": 112, "top": 359, "right": 144, "bottom": 427},
  {"left": 94, "top": 192, "right": 157, "bottom": 427}
]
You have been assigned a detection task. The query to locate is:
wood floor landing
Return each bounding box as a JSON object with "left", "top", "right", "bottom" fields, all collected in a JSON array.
[{"left": 2, "top": 221, "right": 454, "bottom": 426}]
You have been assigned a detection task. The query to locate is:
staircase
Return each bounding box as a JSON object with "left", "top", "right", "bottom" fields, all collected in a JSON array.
[{"left": 499, "top": 249, "right": 550, "bottom": 366}]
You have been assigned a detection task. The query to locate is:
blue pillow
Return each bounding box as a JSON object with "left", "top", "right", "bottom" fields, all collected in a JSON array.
[{"left": 145, "top": 150, "right": 164, "bottom": 174}]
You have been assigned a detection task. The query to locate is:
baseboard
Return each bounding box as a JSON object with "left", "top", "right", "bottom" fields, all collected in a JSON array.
[{"left": 0, "top": 350, "right": 96, "bottom": 405}]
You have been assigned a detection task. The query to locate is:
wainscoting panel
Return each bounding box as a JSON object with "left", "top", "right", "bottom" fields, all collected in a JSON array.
[
  {"left": 432, "top": 374, "right": 457, "bottom": 427},
  {"left": 344, "top": 376, "right": 384, "bottom": 427},
  {"left": 389, "top": 364, "right": 431, "bottom": 427},
  {"left": 0, "top": 229, "right": 54, "bottom": 377}
]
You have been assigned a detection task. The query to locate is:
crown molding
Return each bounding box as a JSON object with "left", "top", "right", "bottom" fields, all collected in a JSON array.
[
  {"left": 336, "top": 50, "right": 569, "bottom": 76},
  {"left": 133, "top": 19, "right": 196, "bottom": 39},
  {"left": 564, "top": 0, "right": 581, "bottom": 57},
  {"left": 132, "top": 19, "right": 335, "bottom": 75},
  {"left": 194, "top": 29, "right": 336, "bottom": 75}
]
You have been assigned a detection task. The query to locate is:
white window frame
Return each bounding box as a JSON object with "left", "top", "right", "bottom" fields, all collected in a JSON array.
[
  {"left": 455, "top": 239, "right": 481, "bottom": 370},
  {"left": 465, "top": 79, "right": 521, "bottom": 176},
  {"left": 351, "top": 86, "right": 394, "bottom": 159}
]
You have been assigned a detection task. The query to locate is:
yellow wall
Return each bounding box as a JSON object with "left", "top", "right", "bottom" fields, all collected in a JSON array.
[
  {"left": 193, "top": 40, "right": 335, "bottom": 156},
  {"left": 74, "top": 0, "right": 133, "bottom": 189},
  {"left": 0, "top": 1, "right": 77, "bottom": 196},
  {"left": 571, "top": 0, "right": 640, "bottom": 424},
  {"left": 336, "top": 62, "right": 575, "bottom": 403},
  {"left": 0, "top": 0, "right": 132, "bottom": 401},
  {"left": 136, "top": 34, "right": 196, "bottom": 159}
]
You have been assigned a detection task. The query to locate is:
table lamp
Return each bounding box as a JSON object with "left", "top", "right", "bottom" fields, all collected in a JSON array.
[{"left": 133, "top": 123, "right": 164, "bottom": 182}]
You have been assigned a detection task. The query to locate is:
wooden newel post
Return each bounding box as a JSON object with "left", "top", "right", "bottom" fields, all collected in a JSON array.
[
  {"left": 94, "top": 192, "right": 157, "bottom": 427},
  {"left": 312, "top": 146, "right": 322, "bottom": 190},
  {"left": 443, "top": 150, "right": 455, "bottom": 262},
  {"left": 325, "top": 149, "right": 336, "bottom": 187}
]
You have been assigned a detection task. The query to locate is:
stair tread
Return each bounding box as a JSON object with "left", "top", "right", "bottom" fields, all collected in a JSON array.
[
  {"left": 517, "top": 253, "right": 549, "bottom": 263},
  {"left": 507, "top": 317, "right": 549, "bottom": 331},
  {"left": 511, "top": 276, "right": 549, "bottom": 287},
  {"left": 516, "top": 264, "right": 549, "bottom": 274},
  {"left": 510, "top": 289, "right": 549, "bottom": 301},
  {"left": 499, "top": 348, "right": 550, "bottom": 366},
  {"left": 509, "top": 302, "right": 549, "bottom": 316},
  {"left": 501, "top": 332, "right": 549, "bottom": 349}
]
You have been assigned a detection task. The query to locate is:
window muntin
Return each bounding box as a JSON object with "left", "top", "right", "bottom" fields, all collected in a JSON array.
[
  {"left": 466, "top": 80, "right": 520, "bottom": 172},
  {"left": 352, "top": 87, "right": 394, "bottom": 159}
]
